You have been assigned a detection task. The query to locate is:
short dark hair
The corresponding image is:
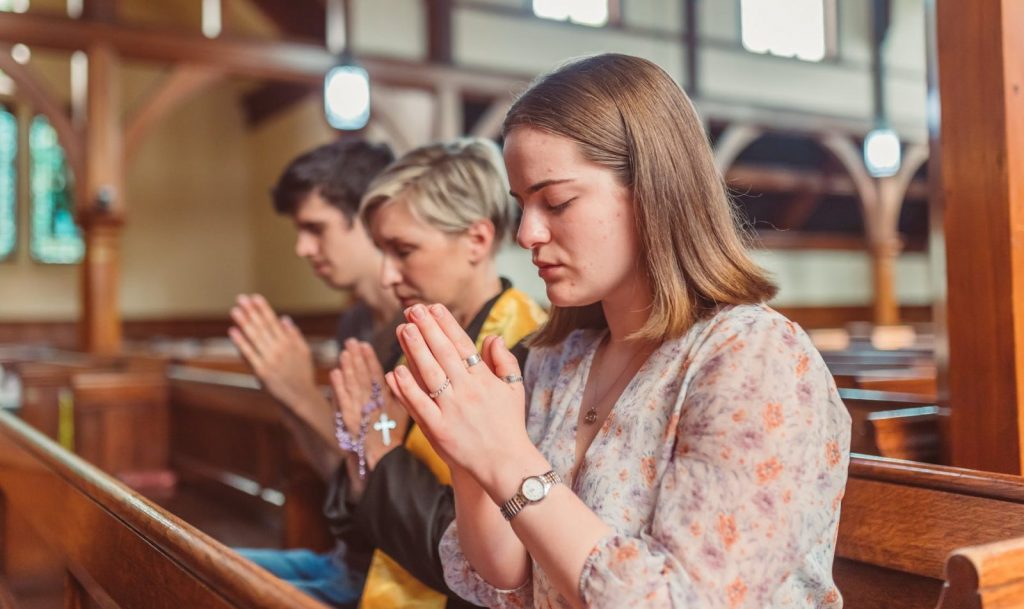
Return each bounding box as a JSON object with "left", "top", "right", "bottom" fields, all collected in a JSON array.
[{"left": 271, "top": 139, "right": 394, "bottom": 220}]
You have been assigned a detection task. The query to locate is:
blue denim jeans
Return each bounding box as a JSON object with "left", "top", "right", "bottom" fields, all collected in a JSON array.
[{"left": 236, "top": 547, "right": 365, "bottom": 608}]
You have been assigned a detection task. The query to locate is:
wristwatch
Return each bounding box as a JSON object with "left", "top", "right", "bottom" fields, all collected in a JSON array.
[{"left": 499, "top": 470, "right": 561, "bottom": 521}]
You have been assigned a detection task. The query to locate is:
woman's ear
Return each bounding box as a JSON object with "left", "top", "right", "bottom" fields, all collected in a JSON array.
[{"left": 464, "top": 219, "right": 496, "bottom": 265}]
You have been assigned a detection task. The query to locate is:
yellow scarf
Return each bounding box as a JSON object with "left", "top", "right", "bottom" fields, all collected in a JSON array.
[{"left": 360, "top": 288, "right": 547, "bottom": 609}]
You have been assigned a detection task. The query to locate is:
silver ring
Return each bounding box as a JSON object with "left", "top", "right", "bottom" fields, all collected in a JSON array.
[
  {"left": 501, "top": 375, "right": 524, "bottom": 385},
  {"left": 465, "top": 353, "right": 483, "bottom": 368},
  {"left": 428, "top": 377, "right": 451, "bottom": 399}
]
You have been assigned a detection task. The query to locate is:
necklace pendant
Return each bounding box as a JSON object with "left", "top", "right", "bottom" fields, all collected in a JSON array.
[{"left": 584, "top": 407, "right": 598, "bottom": 425}]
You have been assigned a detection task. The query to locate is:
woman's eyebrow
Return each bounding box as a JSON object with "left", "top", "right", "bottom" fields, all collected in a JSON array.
[{"left": 510, "top": 178, "right": 575, "bottom": 199}]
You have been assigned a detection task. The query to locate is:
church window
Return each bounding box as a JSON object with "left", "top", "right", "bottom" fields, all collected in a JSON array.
[
  {"left": 29, "top": 115, "right": 82, "bottom": 264},
  {"left": 0, "top": 106, "right": 15, "bottom": 260},
  {"left": 740, "top": 0, "right": 836, "bottom": 62},
  {"left": 532, "top": 0, "right": 610, "bottom": 27}
]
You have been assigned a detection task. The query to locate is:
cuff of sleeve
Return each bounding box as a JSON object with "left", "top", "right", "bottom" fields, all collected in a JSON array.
[
  {"left": 440, "top": 522, "right": 532, "bottom": 609},
  {"left": 578, "top": 533, "right": 630, "bottom": 607}
]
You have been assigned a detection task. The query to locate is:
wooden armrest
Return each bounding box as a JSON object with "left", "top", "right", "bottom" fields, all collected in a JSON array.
[{"left": 938, "top": 535, "right": 1024, "bottom": 609}]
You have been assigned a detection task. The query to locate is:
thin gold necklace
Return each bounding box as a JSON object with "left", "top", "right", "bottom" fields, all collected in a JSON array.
[{"left": 582, "top": 339, "right": 650, "bottom": 425}]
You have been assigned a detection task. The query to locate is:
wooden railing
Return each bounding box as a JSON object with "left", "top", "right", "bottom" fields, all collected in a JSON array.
[{"left": 0, "top": 408, "right": 328, "bottom": 609}]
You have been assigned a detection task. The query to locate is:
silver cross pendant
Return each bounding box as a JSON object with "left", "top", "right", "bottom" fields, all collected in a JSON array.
[{"left": 374, "top": 412, "right": 397, "bottom": 446}]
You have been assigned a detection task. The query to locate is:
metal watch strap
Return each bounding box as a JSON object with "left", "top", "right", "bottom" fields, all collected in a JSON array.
[{"left": 499, "top": 470, "right": 560, "bottom": 521}]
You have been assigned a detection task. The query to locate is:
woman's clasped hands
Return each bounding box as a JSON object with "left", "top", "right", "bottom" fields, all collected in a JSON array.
[
  {"left": 385, "top": 303, "right": 535, "bottom": 493},
  {"left": 329, "top": 338, "right": 408, "bottom": 488}
]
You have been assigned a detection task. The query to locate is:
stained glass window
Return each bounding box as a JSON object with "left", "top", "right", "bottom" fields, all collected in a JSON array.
[
  {"left": 29, "top": 115, "right": 82, "bottom": 264},
  {"left": 0, "top": 106, "right": 15, "bottom": 260}
]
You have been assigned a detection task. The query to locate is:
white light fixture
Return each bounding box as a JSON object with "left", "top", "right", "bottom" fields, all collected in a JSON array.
[
  {"left": 66, "top": 0, "right": 81, "bottom": 18},
  {"left": 11, "top": 43, "right": 30, "bottom": 65},
  {"left": 11, "top": 0, "right": 28, "bottom": 13},
  {"left": 70, "top": 50, "right": 88, "bottom": 130},
  {"left": 202, "top": 0, "right": 222, "bottom": 39},
  {"left": 324, "top": 59, "right": 370, "bottom": 131},
  {"left": 863, "top": 127, "right": 901, "bottom": 178}
]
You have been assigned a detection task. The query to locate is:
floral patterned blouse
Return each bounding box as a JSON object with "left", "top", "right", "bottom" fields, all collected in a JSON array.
[{"left": 440, "top": 304, "right": 852, "bottom": 609}]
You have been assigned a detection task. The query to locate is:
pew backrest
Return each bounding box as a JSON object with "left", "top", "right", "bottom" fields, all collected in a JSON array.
[
  {"left": 0, "top": 408, "right": 327, "bottom": 609},
  {"left": 838, "top": 455, "right": 1024, "bottom": 608}
]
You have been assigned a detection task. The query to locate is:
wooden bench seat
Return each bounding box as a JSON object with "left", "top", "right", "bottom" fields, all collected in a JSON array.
[
  {"left": 837, "top": 455, "right": 1024, "bottom": 608},
  {"left": 0, "top": 408, "right": 327, "bottom": 609}
]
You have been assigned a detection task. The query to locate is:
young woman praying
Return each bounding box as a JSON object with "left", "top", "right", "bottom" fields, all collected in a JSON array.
[{"left": 385, "top": 54, "right": 851, "bottom": 609}]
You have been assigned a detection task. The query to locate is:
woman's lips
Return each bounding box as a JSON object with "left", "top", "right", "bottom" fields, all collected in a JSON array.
[{"left": 535, "top": 261, "right": 564, "bottom": 280}]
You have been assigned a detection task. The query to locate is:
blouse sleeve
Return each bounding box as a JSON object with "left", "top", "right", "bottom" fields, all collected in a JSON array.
[
  {"left": 439, "top": 521, "right": 534, "bottom": 609},
  {"left": 578, "top": 311, "right": 851, "bottom": 608}
]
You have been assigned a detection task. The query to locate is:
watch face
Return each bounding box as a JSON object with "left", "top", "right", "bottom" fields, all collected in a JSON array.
[{"left": 522, "top": 477, "right": 545, "bottom": 501}]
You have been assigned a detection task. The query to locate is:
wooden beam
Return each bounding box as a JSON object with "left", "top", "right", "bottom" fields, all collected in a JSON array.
[
  {"left": 426, "top": 0, "right": 453, "bottom": 64},
  {"left": 240, "top": 82, "right": 315, "bottom": 128},
  {"left": 81, "top": 0, "right": 118, "bottom": 22},
  {"left": 752, "top": 231, "right": 869, "bottom": 251},
  {"left": 819, "top": 133, "right": 903, "bottom": 326},
  {"left": 469, "top": 95, "right": 513, "bottom": 139},
  {"left": 237, "top": 0, "right": 331, "bottom": 126},
  {"left": 713, "top": 123, "right": 763, "bottom": 172},
  {"left": 0, "top": 12, "right": 527, "bottom": 96},
  {"left": 246, "top": 0, "right": 324, "bottom": 43},
  {"left": 433, "top": 84, "right": 462, "bottom": 140},
  {"left": 124, "top": 65, "right": 223, "bottom": 159},
  {"left": 938, "top": 0, "right": 1024, "bottom": 474},
  {"left": 80, "top": 44, "right": 123, "bottom": 355},
  {"left": 725, "top": 164, "right": 928, "bottom": 200},
  {"left": 0, "top": 46, "right": 83, "bottom": 182},
  {"left": 777, "top": 190, "right": 821, "bottom": 231}
]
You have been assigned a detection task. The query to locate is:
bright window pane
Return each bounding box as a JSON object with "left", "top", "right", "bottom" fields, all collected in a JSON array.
[
  {"left": 30, "top": 115, "right": 83, "bottom": 264},
  {"left": 0, "top": 0, "right": 30, "bottom": 13},
  {"left": 533, "top": 0, "right": 608, "bottom": 27},
  {"left": 741, "top": 0, "right": 828, "bottom": 62},
  {"left": 0, "top": 107, "right": 14, "bottom": 260}
]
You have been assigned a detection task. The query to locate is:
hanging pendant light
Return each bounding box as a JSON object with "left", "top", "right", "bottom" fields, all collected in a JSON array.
[
  {"left": 864, "top": 0, "right": 900, "bottom": 178},
  {"left": 323, "top": 0, "right": 369, "bottom": 131}
]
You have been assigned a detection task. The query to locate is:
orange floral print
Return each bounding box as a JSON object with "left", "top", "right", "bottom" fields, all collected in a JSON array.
[
  {"left": 763, "top": 402, "right": 783, "bottom": 430},
  {"left": 440, "top": 304, "right": 852, "bottom": 609}
]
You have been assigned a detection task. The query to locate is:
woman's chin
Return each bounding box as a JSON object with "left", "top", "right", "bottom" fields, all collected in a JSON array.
[{"left": 546, "top": 285, "right": 599, "bottom": 309}]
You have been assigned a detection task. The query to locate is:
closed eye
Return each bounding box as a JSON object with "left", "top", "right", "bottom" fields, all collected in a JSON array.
[{"left": 550, "top": 197, "right": 577, "bottom": 213}]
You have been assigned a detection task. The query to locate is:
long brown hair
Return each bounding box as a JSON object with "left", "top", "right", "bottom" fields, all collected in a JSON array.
[{"left": 504, "top": 53, "right": 777, "bottom": 346}]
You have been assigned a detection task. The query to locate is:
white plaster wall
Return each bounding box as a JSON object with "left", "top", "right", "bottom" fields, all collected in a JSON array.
[
  {"left": 454, "top": 8, "right": 684, "bottom": 78},
  {"left": 120, "top": 81, "right": 255, "bottom": 317},
  {"left": 352, "top": 0, "right": 427, "bottom": 60},
  {"left": 754, "top": 250, "right": 932, "bottom": 306}
]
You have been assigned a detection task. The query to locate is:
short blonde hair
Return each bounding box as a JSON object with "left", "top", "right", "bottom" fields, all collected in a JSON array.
[
  {"left": 504, "top": 54, "right": 777, "bottom": 346},
  {"left": 359, "top": 137, "right": 515, "bottom": 250}
]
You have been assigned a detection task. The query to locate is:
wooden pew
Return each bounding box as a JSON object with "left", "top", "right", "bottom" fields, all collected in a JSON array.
[
  {"left": 5, "top": 356, "right": 175, "bottom": 492},
  {"left": 867, "top": 406, "right": 948, "bottom": 463},
  {"left": 839, "top": 388, "right": 940, "bottom": 457},
  {"left": 72, "top": 368, "right": 174, "bottom": 493},
  {"left": 837, "top": 455, "right": 1024, "bottom": 608},
  {"left": 854, "top": 370, "right": 937, "bottom": 398},
  {"left": 0, "top": 408, "right": 327, "bottom": 609},
  {"left": 168, "top": 366, "right": 332, "bottom": 551}
]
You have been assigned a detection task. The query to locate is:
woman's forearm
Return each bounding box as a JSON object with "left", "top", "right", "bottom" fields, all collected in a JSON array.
[
  {"left": 471, "top": 445, "right": 614, "bottom": 608},
  {"left": 451, "top": 465, "right": 531, "bottom": 589}
]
